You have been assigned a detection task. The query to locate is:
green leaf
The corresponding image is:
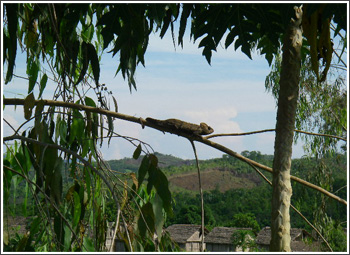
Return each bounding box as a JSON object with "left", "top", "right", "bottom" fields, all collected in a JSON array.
[
  {"left": 133, "top": 144, "right": 142, "bottom": 159},
  {"left": 35, "top": 100, "right": 45, "bottom": 128},
  {"left": 38, "top": 73, "right": 48, "bottom": 98},
  {"left": 112, "top": 95, "right": 118, "bottom": 112},
  {"left": 72, "top": 191, "right": 81, "bottom": 229},
  {"left": 82, "top": 237, "right": 95, "bottom": 252},
  {"left": 59, "top": 119, "right": 68, "bottom": 145},
  {"left": 107, "top": 115, "right": 114, "bottom": 145},
  {"left": 178, "top": 4, "right": 192, "bottom": 47},
  {"left": 84, "top": 167, "right": 91, "bottom": 203},
  {"left": 22, "top": 182, "right": 29, "bottom": 216},
  {"left": 75, "top": 42, "right": 89, "bottom": 86},
  {"left": 27, "top": 58, "right": 40, "bottom": 94},
  {"left": 153, "top": 168, "right": 172, "bottom": 215},
  {"left": 138, "top": 202, "right": 155, "bottom": 237},
  {"left": 63, "top": 225, "right": 72, "bottom": 251},
  {"left": 16, "top": 233, "right": 29, "bottom": 251},
  {"left": 54, "top": 214, "right": 64, "bottom": 248},
  {"left": 51, "top": 157, "right": 63, "bottom": 204},
  {"left": 4, "top": 4, "right": 18, "bottom": 84},
  {"left": 87, "top": 43, "right": 100, "bottom": 85},
  {"left": 69, "top": 110, "right": 85, "bottom": 143},
  {"left": 225, "top": 28, "right": 238, "bottom": 49},
  {"left": 84, "top": 96, "right": 96, "bottom": 107},
  {"left": 138, "top": 155, "right": 150, "bottom": 185},
  {"left": 152, "top": 193, "right": 164, "bottom": 237},
  {"left": 24, "top": 92, "right": 35, "bottom": 120}
]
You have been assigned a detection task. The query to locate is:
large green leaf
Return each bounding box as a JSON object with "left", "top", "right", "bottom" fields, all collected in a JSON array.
[
  {"left": 84, "top": 96, "right": 96, "bottom": 107},
  {"left": 27, "top": 58, "right": 40, "bottom": 94},
  {"left": 87, "top": 43, "right": 100, "bottom": 85},
  {"left": 51, "top": 157, "right": 63, "bottom": 204},
  {"left": 153, "top": 168, "right": 172, "bottom": 215},
  {"left": 75, "top": 42, "right": 89, "bottom": 86},
  {"left": 38, "top": 74, "right": 48, "bottom": 98},
  {"left": 72, "top": 191, "right": 81, "bottom": 229},
  {"left": 138, "top": 202, "right": 155, "bottom": 237},
  {"left": 152, "top": 193, "right": 164, "bottom": 238},
  {"left": 178, "top": 4, "right": 192, "bottom": 47},
  {"left": 69, "top": 110, "right": 85, "bottom": 144},
  {"left": 4, "top": 4, "right": 18, "bottom": 84},
  {"left": 82, "top": 237, "right": 95, "bottom": 252},
  {"left": 138, "top": 155, "right": 151, "bottom": 185}
]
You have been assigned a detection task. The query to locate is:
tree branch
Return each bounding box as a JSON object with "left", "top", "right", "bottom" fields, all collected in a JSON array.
[
  {"left": 205, "top": 129, "right": 346, "bottom": 142},
  {"left": 3, "top": 98, "right": 347, "bottom": 206}
]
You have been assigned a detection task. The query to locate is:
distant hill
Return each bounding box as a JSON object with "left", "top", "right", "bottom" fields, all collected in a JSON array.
[
  {"left": 105, "top": 151, "right": 275, "bottom": 193},
  {"left": 105, "top": 151, "right": 347, "bottom": 193},
  {"left": 106, "top": 152, "right": 195, "bottom": 173},
  {"left": 168, "top": 167, "right": 262, "bottom": 192}
]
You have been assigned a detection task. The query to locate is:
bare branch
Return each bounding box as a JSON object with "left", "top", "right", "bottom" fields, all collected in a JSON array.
[
  {"left": 205, "top": 129, "right": 346, "bottom": 142},
  {"left": 189, "top": 140, "right": 205, "bottom": 252}
]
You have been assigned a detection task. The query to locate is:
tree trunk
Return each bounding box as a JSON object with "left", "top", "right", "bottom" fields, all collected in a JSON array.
[{"left": 270, "top": 5, "right": 303, "bottom": 252}]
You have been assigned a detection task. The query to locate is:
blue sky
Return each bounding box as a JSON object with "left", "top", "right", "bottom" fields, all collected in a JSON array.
[{"left": 2, "top": 14, "right": 331, "bottom": 161}]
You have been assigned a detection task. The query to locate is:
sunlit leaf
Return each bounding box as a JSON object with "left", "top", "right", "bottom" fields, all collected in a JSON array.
[
  {"left": 152, "top": 193, "right": 164, "bottom": 237},
  {"left": 63, "top": 225, "right": 72, "bottom": 251},
  {"left": 84, "top": 96, "right": 96, "bottom": 107}
]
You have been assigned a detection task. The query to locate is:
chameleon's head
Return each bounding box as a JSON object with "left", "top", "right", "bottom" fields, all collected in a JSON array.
[{"left": 199, "top": 122, "right": 214, "bottom": 135}]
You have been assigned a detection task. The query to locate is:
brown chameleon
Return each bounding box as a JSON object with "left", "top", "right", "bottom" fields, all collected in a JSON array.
[{"left": 146, "top": 117, "right": 214, "bottom": 136}]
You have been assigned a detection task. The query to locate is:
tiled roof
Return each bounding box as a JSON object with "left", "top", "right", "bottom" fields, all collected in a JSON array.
[
  {"left": 205, "top": 227, "right": 252, "bottom": 244},
  {"left": 165, "top": 224, "right": 207, "bottom": 243}
]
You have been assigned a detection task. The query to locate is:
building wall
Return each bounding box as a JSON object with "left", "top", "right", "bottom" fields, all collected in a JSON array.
[
  {"left": 206, "top": 243, "right": 232, "bottom": 252},
  {"left": 185, "top": 242, "right": 206, "bottom": 252}
]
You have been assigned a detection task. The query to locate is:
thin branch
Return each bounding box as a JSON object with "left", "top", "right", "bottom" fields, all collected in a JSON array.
[
  {"left": 205, "top": 129, "right": 346, "bottom": 142},
  {"left": 3, "top": 98, "right": 347, "bottom": 206},
  {"left": 189, "top": 140, "right": 205, "bottom": 252}
]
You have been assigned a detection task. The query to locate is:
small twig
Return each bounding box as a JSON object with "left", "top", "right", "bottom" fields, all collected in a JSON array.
[{"left": 189, "top": 139, "right": 205, "bottom": 252}]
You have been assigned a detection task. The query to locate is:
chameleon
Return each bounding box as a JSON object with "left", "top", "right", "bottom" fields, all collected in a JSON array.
[{"left": 145, "top": 117, "right": 214, "bottom": 136}]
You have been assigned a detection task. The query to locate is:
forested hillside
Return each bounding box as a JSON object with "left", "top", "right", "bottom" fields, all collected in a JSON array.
[{"left": 104, "top": 151, "right": 347, "bottom": 234}]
